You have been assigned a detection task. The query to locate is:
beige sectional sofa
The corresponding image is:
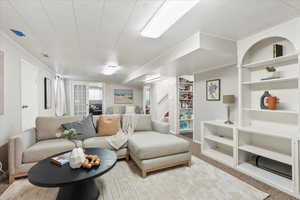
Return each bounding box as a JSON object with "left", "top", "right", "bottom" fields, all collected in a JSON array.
[{"left": 8, "top": 114, "right": 191, "bottom": 183}]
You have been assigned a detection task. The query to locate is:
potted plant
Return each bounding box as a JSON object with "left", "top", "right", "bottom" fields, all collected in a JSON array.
[
  {"left": 56, "top": 129, "right": 85, "bottom": 169},
  {"left": 263, "top": 66, "right": 280, "bottom": 80}
]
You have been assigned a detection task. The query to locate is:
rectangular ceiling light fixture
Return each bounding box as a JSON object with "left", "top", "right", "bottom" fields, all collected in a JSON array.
[
  {"left": 102, "top": 65, "right": 121, "bottom": 75},
  {"left": 141, "top": 0, "right": 199, "bottom": 38},
  {"left": 144, "top": 74, "right": 161, "bottom": 83}
]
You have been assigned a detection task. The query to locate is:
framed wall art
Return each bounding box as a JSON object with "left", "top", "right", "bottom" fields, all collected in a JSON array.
[
  {"left": 114, "top": 89, "right": 133, "bottom": 104},
  {"left": 206, "top": 79, "right": 221, "bottom": 101}
]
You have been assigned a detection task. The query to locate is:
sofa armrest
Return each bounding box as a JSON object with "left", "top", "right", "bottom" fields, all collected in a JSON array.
[
  {"left": 152, "top": 120, "right": 169, "bottom": 134},
  {"left": 8, "top": 129, "right": 36, "bottom": 175}
]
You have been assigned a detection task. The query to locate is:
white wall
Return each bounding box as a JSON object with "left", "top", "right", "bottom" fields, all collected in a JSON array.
[
  {"left": 194, "top": 65, "right": 238, "bottom": 141},
  {"left": 0, "top": 31, "right": 55, "bottom": 147},
  {"left": 103, "top": 83, "right": 143, "bottom": 111}
]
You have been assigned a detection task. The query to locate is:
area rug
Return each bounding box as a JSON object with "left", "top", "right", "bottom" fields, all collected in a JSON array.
[{"left": 1, "top": 156, "right": 269, "bottom": 200}]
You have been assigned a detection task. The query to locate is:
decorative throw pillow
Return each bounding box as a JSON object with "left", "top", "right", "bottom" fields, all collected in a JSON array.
[
  {"left": 96, "top": 116, "right": 120, "bottom": 136},
  {"left": 62, "top": 114, "right": 96, "bottom": 140},
  {"left": 134, "top": 114, "right": 152, "bottom": 131},
  {"left": 125, "top": 105, "right": 135, "bottom": 114}
]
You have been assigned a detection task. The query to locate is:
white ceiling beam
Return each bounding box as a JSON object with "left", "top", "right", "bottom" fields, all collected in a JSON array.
[{"left": 123, "top": 32, "right": 237, "bottom": 83}]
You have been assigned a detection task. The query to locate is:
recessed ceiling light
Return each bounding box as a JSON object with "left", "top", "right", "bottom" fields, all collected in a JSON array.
[
  {"left": 10, "top": 29, "right": 26, "bottom": 37},
  {"left": 102, "top": 65, "right": 121, "bottom": 75},
  {"left": 141, "top": 0, "right": 199, "bottom": 38}
]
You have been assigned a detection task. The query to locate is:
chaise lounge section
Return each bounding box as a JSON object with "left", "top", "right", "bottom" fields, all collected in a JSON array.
[{"left": 129, "top": 132, "right": 191, "bottom": 177}]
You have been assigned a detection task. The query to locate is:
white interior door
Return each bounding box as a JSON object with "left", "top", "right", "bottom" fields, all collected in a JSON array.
[{"left": 21, "top": 60, "right": 39, "bottom": 131}]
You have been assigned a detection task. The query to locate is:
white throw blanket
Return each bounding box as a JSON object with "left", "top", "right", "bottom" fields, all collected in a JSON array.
[{"left": 106, "top": 114, "right": 137, "bottom": 150}]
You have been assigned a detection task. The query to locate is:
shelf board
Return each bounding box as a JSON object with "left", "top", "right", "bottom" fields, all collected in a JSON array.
[
  {"left": 179, "top": 90, "right": 193, "bottom": 93},
  {"left": 180, "top": 108, "right": 193, "bottom": 110},
  {"left": 238, "top": 126, "right": 295, "bottom": 139},
  {"left": 204, "top": 135, "right": 233, "bottom": 146},
  {"left": 179, "top": 128, "right": 193, "bottom": 133},
  {"left": 180, "top": 83, "right": 193, "bottom": 85},
  {"left": 243, "top": 108, "right": 298, "bottom": 115},
  {"left": 238, "top": 163, "right": 293, "bottom": 193},
  {"left": 202, "top": 149, "right": 233, "bottom": 167},
  {"left": 179, "top": 118, "right": 193, "bottom": 121},
  {"left": 239, "top": 145, "right": 292, "bottom": 165},
  {"left": 242, "top": 53, "right": 298, "bottom": 69},
  {"left": 179, "top": 99, "right": 193, "bottom": 101},
  {"left": 242, "top": 77, "right": 298, "bottom": 85},
  {"left": 203, "top": 120, "right": 236, "bottom": 129}
]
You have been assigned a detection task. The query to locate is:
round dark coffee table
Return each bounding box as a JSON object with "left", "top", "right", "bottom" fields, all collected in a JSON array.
[{"left": 28, "top": 148, "right": 117, "bottom": 200}]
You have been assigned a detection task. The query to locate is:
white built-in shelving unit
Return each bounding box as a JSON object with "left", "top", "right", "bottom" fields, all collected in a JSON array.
[
  {"left": 201, "top": 121, "right": 236, "bottom": 167},
  {"left": 177, "top": 75, "right": 194, "bottom": 135},
  {"left": 201, "top": 36, "right": 300, "bottom": 198},
  {"left": 238, "top": 37, "right": 298, "bottom": 194}
]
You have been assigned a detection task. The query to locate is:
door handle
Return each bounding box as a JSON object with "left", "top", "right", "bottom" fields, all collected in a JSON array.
[{"left": 22, "top": 105, "right": 29, "bottom": 109}]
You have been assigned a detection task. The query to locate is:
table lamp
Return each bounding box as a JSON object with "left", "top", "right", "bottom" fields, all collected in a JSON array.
[{"left": 223, "top": 95, "right": 235, "bottom": 124}]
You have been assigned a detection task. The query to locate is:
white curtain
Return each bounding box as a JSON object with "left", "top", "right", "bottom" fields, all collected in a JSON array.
[{"left": 55, "top": 76, "right": 67, "bottom": 116}]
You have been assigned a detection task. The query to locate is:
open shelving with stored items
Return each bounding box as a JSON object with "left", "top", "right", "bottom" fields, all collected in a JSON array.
[
  {"left": 201, "top": 121, "right": 236, "bottom": 167},
  {"left": 177, "top": 75, "right": 194, "bottom": 135},
  {"left": 238, "top": 36, "right": 299, "bottom": 195},
  {"left": 202, "top": 36, "right": 300, "bottom": 197}
]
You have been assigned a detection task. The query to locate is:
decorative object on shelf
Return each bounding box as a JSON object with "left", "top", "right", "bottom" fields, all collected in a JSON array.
[
  {"left": 266, "top": 96, "right": 280, "bottom": 110},
  {"left": 206, "top": 79, "right": 220, "bottom": 101},
  {"left": 182, "top": 84, "right": 193, "bottom": 91},
  {"left": 180, "top": 100, "right": 192, "bottom": 109},
  {"left": 44, "top": 77, "right": 52, "bottom": 109},
  {"left": 180, "top": 121, "right": 189, "bottom": 129},
  {"left": 114, "top": 89, "right": 133, "bottom": 104},
  {"left": 179, "top": 110, "right": 193, "bottom": 120},
  {"left": 260, "top": 91, "right": 271, "bottom": 109},
  {"left": 180, "top": 93, "right": 193, "bottom": 100},
  {"left": 82, "top": 154, "right": 101, "bottom": 169},
  {"left": 273, "top": 44, "right": 283, "bottom": 58},
  {"left": 250, "top": 155, "right": 292, "bottom": 180},
  {"left": 261, "top": 66, "right": 280, "bottom": 80},
  {"left": 223, "top": 95, "right": 235, "bottom": 124},
  {"left": 56, "top": 128, "right": 85, "bottom": 169}
]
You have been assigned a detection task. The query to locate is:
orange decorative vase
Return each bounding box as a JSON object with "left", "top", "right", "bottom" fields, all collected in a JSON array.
[{"left": 266, "top": 96, "right": 279, "bottom": 110}]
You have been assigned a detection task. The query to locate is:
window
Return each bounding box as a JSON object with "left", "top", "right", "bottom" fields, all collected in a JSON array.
[{"left": 89, "top": 87, "right": 102, "bottom": 101}]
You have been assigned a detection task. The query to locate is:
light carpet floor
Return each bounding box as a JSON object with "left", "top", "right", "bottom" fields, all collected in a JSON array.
[{"left": 1, "top": 157, "right": 269, "bottom": 200}]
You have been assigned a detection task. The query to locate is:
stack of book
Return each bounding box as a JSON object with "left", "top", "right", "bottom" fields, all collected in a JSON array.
[{"left": 50, "top": 152, "right": 70, "bottom": 166}]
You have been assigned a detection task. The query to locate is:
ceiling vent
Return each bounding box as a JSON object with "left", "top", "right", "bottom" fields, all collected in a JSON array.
[{"left": 10, "top": 29, "right": 26, "bottom": 37}]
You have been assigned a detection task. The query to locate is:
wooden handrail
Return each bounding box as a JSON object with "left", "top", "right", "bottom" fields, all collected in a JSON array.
[{"left": 157, "top": 94, "right": 168, "bottom": 104}]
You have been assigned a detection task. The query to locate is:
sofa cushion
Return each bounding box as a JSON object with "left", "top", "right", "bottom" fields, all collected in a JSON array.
[
  {"left": 62, "top": 114, "right": 96, "bottom": 140},
  {"left": 96, "top": 116, "right": 120, "bottom": 136},
  {"left": 125, "top": 105, "right": 135, "bottom": 114},
  {"left": 134, "top": 115, "right": 152, "bottom": 131},
  {"left": 83, "top": 136, "right": 127, "bottom": 149},
  {"left": 23, "top": 139, "right": 82, "bottom": 163},
  {"left": 36, "top": 116, "right": 82, "bottom": 141},
  {"left": 128, "top": 132, "right": 190, "bottom": 160}
]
